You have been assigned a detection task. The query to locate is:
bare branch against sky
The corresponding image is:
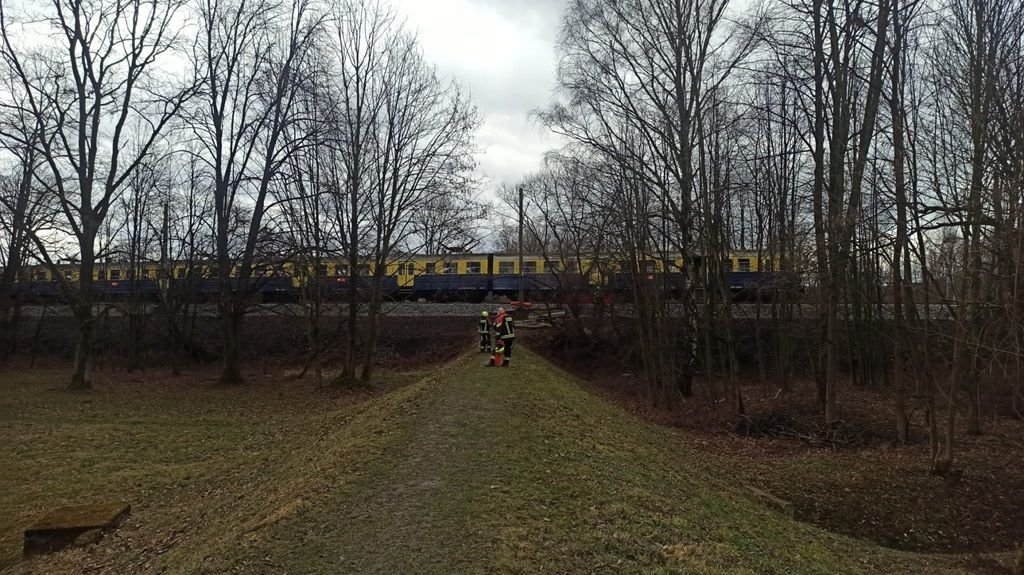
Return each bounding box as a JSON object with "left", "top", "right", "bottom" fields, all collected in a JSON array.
[{"left": 391, "top": 0, "right": 568, "bottom": 192}]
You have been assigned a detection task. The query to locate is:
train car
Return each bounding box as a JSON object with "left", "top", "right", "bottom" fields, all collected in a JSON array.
[
  {"left": 404, "top": 253, "right": 571, "bottom": 302},
  {"left": 12, "top": 250, "right": 788, "bottom": 305},
  {"left": 95, "top": 279, "right": 161, "bottom": 301},
  {"left": 404, "top": 254, "right": 491, "bottom": 301},
  {"left": 318, "top": 274, "right": 399, "bottom": 300},
  {"left": 412, "top": 273, "right": 490, "bottom": 301},
  {"left": 19, "top": 281, "right": 64, "bottom": 303}
]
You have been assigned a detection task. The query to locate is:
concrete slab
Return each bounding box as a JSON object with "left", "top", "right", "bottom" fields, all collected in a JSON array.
[{"left": 23, "top": 503, "right": 131, "bottom": 557}]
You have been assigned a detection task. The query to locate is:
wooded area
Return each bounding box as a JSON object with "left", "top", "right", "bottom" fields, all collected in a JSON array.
[
  {"left": 1, "top": 0, "right": 1022, "bottom": 482},
  {"left": 0, "top": 0, "right": 480, "bottom": 387},
  {"left": 509, "top": 0, "right": 1024, "bottom": 475}
]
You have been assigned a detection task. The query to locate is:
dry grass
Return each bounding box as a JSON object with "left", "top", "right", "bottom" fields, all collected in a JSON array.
[
  {"left": 0, "top": 352, "right": 992, "bottom": 574},
  {"left": 0, "top": 366, "right": 424, "bottom": 574}
]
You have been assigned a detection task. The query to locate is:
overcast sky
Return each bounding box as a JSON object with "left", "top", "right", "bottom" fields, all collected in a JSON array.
[{"left": 392, "top": 0, "right": 568, "bottom": 196}]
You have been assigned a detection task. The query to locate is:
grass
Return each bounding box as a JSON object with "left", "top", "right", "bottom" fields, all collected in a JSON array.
[{"left": 0, "top": 352, "right": 977, "bottom": 574}]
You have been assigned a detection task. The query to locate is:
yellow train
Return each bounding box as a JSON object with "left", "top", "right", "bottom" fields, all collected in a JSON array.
[{"left": 16, "top": 251, "right": 768, "bottom": 303}]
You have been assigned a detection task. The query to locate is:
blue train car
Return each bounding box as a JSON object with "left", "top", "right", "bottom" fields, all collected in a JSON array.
[
  {"left": 412, "top": 274, "right": 490, "bottom": 301},
  {"left": 608, "top": 271, "right": 776, "bottom": 300},
  {"left": 320, "top": 275, "right": 399, "bottom": 300},
  {"left": 21, "top": 281, "right": 63, "bottom": 303},
  {"left": 171, "top": 276, "right": 296, "bottom": 303},
  {"left": 490, "top": 273, "right": 560, "bottom": 296},
  {"left": 95, "top": 279, "right": 161, "bottom": 300},
  {"left": 256, "top": 277, "right": 294, "bottom": 302}
]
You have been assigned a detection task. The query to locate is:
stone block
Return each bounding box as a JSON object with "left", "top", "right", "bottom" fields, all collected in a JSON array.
[{"left": 23, "top": 503, "right": 130, "bottom": 557}]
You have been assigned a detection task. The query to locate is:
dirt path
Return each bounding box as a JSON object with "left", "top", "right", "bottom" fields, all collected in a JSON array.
[{"left": 249, "top": 352, "right": 547, "bottom": 573}]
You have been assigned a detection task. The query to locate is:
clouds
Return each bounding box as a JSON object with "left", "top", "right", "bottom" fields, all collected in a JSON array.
[{"left": 392, "top": 0, "right": 567, "bottom": 190}]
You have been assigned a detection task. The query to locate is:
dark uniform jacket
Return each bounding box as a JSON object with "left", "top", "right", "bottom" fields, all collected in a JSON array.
[{"left": 495, "top": 315, "right": 515, "bottom": 340}]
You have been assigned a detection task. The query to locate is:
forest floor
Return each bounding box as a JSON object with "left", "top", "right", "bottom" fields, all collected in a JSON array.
[{"left": 0, "top": 347, "right": 1009, "bottom": 574}]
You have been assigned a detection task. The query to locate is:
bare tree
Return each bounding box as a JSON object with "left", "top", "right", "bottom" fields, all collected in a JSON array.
[
  {"left": 543, "top": 0, "right": 763, "bottom": 403},
  {"left": 518, "top": 153, "right": 612, "bottom": 324},
  {"left": 924, "top": 0, "right": 1024, "bottom": 471},
  {"left": 0, "top": 0, "right": 197, "bottom": 388},
  {"left": 0, "top": 91, "right": 47, "bottom": 361},
  {"left": 112, "top": 147, "right": 165, "bottom": 372},
  {"left": 278, "top": 66, "right": 339, "bottom": 387},
  {"left": 190, "top": 0, "right": 323, "bottom": 384},
  {"left": 359, "top": 29, "right": 478, "bottom": 381},
  {"left": 156, "top": 150, "right": 215, "bottom": 375},
  {"left": 409, "top": 186, "right": 484, "bottom": 256},
  {"left": 328, "top": 0, "right": 392, "bottom": 382}
]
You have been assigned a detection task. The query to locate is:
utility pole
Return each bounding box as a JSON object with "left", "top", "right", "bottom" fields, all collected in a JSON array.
[
  {"left": 161, "top": 201, "right": 169, "bottom": 288},
  {"left": 518, "top": 185, "right": 525, "bottom": 306}
]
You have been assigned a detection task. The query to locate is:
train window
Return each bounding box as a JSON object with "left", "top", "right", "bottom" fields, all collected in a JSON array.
[
  {"left": 466, "top": 261, "right": 481, "bottom": 274},
  {"left": 523, "top": 261, "right": 537, "bottom": 274},
  {"left": 738, "top": 258, "right": 751, "bottom": 272},
  {"left": 394, "top": 263, "right": 404, "bottom": 276},
  {"left": 318, "top": 264, "right": 328, "bottom": 277},
  {"left": 35, "top": 271, "right": 48, "bottom": 281},
  {"left": 443, "top": 262, "right": 457, "bottom": 274},
  {"left": 545, "top": 260, "right": 560, "bottom": 272},
  {"left": 426, "top": 262, "right": 436, "bottom": 274},
  {"left": 97, "top": 270, "right": 106, "bottom": 280},
  {"left": 110, "top": 269, "right": 121, "bottom": 280},
  {"left": 723, "top": 259, "right": 733, "bottom": 272},
  {"left": 498, "top": 261, "right": 515, "bottom": 274},
  {"left": 338, "top": 265, "right": 349, "bottom": 276}
]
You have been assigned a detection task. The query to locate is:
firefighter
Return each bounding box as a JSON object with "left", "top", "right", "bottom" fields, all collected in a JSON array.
[
  {"left": 478, "top": 310, "right": 492, "bottom": 352},
  {"left": 492, "top": 306, "right": 515, "bottom": 367}
]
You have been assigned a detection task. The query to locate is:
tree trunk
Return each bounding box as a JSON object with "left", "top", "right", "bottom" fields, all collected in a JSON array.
[
  {"left": 893, "top": 334, "right": 908, "bottom": 442},
  {"left": 69, "top": 231, "right": 98, "bottom": 390},
  {"left": 825, "top": 295, "right": 838, "bottom": 424},
  {"left": 811, "top": 0, "right": 829, "bottom": 411},
  {"left": 70, "top": 302, "right": 95, "bottom": 390},
  {"left": 342, "top": 262, "right": 359, "bottom": 381},
  {"left": 219, "top": 305, "right": 244, "bottom": 385},
  {"left": 360, "top": 278, "right": 383, "bottom": 382},
  {"left": 127, "top": 307, "right": 144, "bottom": 373},
  {"left": 967, "top": 385, "right": 982, "bottom": 435},
  {"left": 308, "top": 295, "right": 323, "bottom": 388},
  {"left": 0, "top": 299, "right": 14, "bottom": 363},
  {"left": 890, "top": 6, "right": 910, "bottom": 441}
]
